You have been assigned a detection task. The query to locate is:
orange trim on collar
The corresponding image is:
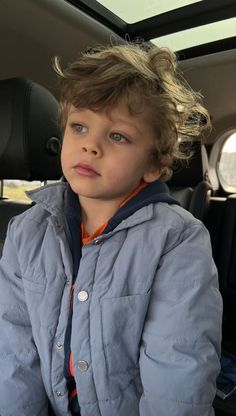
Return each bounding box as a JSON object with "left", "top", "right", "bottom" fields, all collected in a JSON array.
[
  {"left": 81, "top": 222, "right": 108, "bottom": 245},
  {"left": 119, "top": 180, "right": 147, "bottom": 208},
  {"left": 69, "top": 352, "right": 75, "bottom": 377},
  {"left": 81, "top": 180, "right": 147, "bottom": 245}
]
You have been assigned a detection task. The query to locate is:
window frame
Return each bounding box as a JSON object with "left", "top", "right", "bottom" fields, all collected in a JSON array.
[
  {"left": 210, "top": 128, "right": 236, "bottom": 194},
  {"left": 67, "top": 0, "right": 236, "bottom": 58}
]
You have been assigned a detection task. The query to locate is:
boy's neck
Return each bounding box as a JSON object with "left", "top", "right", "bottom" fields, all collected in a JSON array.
[{"left": 79, "top": 196, "right": 121, "bottom": 236}]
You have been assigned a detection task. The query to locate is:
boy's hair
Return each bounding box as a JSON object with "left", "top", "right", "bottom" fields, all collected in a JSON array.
[{"left": 54, "top": 43, "right": 211, "bottom": 180}]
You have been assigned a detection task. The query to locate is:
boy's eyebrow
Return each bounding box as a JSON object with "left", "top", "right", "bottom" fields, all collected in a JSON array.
[{"left": 113, "top": 118, "right": 143, "bottom": 136}]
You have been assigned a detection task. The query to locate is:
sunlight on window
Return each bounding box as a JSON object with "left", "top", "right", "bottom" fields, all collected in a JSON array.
[
  {"left": 3, "top": 180, "right": 41, "bottom": 202},
  {"left": 222, "top": 133, "right": 236, "bottom": 153},
  {"left": 97, "top": 0, "right": 201, "bottom": 23},
  {"left": 152, "top": 18, "right": 236, "bottom": 51},
  {"left": 218, "top": 133, "right": 236, "bottom": 193}
]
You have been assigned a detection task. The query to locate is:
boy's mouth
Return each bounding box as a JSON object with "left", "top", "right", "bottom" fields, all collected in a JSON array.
[{"left": 74, "top": 163, "right": 100, "bottom": 177}]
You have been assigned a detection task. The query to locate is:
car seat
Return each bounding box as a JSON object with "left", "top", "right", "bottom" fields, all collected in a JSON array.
[
  {"left": 168, "top": 140, "right": 212, "bottom": 221},
  {"left": 0, "top": 77, "right": 62, "bottom": 255}
]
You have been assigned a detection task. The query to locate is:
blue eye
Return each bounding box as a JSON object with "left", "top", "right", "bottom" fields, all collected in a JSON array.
[
  {"left": 110, "top": 133, "right": 128, "bottom": 143},
  {"left": 71, "top": 123, "right": 87, "bottom": 133}
]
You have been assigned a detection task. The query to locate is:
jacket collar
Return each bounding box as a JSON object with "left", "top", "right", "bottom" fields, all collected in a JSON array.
[
  {"left": 103, "top": 180, "right": 178, "bottom": 234},
  {"left": 27, "top": 182, "right": 154, "bottom": 230},
  {"left": 27, "top": 182, "right": 69, "bottom": 216},
  {"left": 27, "top": 180, "right": 179, "bottom": 233}
]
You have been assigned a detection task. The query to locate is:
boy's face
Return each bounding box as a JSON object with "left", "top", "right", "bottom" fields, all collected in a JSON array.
[{"left": 61, "top": 103, "right": 161, "bottom": 205}]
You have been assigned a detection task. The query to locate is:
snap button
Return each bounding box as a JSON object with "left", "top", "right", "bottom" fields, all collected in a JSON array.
[
  {"left": 56, "top": 341, "right": 64, "bottom": 350},
  {"left": 55, "top": 390, "right": 62, "bottom": 397},
  {"left": 78, "top": 290, "right": 89, "bottom": 302},
  {"left": 93, "top": 237, "right": 102, "bottom": 245},
  {"left": 77, "top": 360, "right": 89, "bottom": 372}
]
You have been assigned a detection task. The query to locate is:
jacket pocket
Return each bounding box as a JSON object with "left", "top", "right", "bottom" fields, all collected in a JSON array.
[{"left": 101, "top": 292, "right": 150, "bottom": 376}]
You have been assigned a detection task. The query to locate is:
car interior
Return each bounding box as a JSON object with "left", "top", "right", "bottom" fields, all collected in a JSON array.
[{"left": 0, "top": 1, "right": 236, "bottom": 415}]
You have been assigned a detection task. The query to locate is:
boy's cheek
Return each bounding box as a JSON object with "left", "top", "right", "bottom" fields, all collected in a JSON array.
[
  {"left": 60, "top": 146, "right": 69, "bottom": 173},
  {"left": 61, "top": 136, "right": 70, "bottom": 157}
]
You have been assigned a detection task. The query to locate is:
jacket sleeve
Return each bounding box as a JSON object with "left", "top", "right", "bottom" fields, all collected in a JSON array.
[
  {"left": 0, "top": 219, "right": 49, "bottom": 416},
  {"left": 139, "top": 223, "right": 223, "bottom": 416}
]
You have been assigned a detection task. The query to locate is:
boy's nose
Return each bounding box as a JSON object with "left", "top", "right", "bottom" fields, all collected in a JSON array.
[{"left": 81, "top": 142, "right": 102, "bottom": 157}]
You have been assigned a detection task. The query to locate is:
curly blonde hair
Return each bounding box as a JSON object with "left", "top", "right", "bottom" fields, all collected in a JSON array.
[{"left": 54, "top": 43, "right": 211, "bottom": 180}]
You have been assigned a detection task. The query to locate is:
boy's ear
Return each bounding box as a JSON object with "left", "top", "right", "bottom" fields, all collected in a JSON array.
[{"left": 143, "top": 167, "right": 161, "bottom": 183}]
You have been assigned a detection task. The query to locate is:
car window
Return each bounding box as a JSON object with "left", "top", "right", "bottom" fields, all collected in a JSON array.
[
  {"left": 2, "top": 180, "right": 41, "bottom": 202},
  {"left": 218, "top": 132, "right": 236, "bottom": 193},
  {"left": 96, "top": 0, "right": 201, "bottom": 23},
  {"left": 152, "top": 18, "right": 236, "bottom": 51}
]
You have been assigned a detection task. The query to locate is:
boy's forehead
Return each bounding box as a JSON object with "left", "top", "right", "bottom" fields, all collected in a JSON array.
[
  {"left": 68, "top": 105, "right": 81, "bottom": 115},
  {"left": 68, "top": 103, "right": 147, "bottom": 126}
]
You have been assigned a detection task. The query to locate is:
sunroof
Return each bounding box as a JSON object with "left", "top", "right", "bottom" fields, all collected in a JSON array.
[
  {"left": 70, "top": 0, "right": 236, "bottom": 59},
  {"left": 152, "top": 18, "right": 236, "bottom": 51},
  {"left": 96, "top": 0, "right": 202, "bottom": 23}
]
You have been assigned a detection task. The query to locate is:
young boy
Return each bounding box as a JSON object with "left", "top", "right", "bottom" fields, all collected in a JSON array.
[{"left": 0, "top": 44, "right": 222, "bottom": 416}]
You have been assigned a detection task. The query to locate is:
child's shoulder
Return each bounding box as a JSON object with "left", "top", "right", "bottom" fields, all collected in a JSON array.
[
  {"left": 148, "top": 201, "right": 208, "bottom": 248},
  {"left": 153, "top": 201, "right": 203, "bottom": 230},
  {"left": 10, "top": 182, "right": 68, "bottom": 234},
  {"left": 146, "top": 201, "right": 210, "bottom": 255}
]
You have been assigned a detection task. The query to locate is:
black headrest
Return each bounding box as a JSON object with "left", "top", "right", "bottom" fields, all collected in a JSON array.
[
  {"left": 0, "top": 78, "right": 62, "bottom": 180},
  {"left": 168, "top": 141, "right": 210, "bottom": 187}
]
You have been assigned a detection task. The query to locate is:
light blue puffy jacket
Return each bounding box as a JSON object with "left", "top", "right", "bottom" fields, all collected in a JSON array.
[{"left": 0, "top": 183, "right": 222, "bottom": 415}]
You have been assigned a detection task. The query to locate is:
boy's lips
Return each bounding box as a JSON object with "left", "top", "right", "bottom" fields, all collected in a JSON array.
[{"left": 74, "top": 163, "right": 100, "bottom": 177}]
